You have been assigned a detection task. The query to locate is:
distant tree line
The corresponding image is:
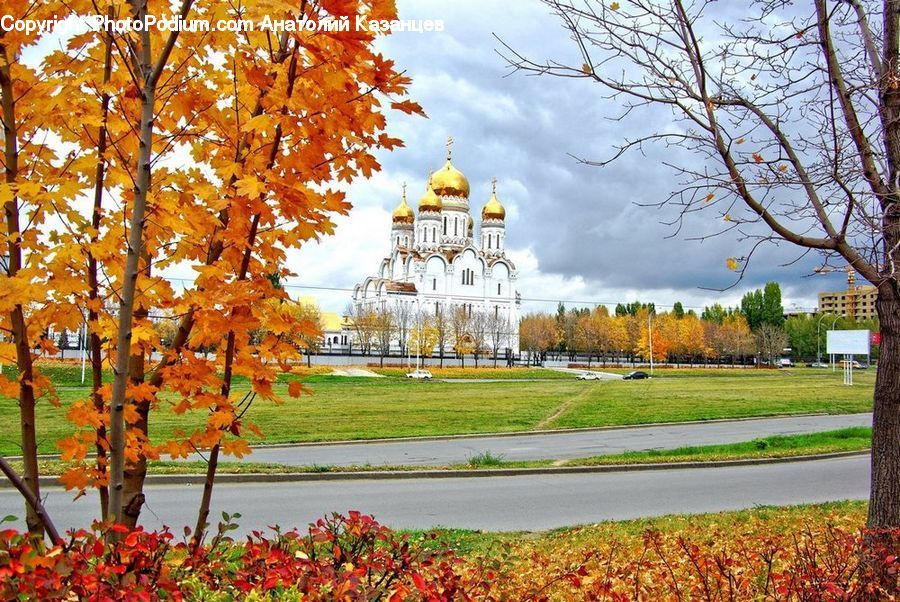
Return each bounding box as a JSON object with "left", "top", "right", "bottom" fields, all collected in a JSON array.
[{"left": 519, "top": 282, "right": 879, "bottom": 366}]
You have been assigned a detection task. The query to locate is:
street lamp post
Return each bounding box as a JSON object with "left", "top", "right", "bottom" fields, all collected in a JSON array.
[
  {"left": 816, "top": 313, "right": 831, "bottom": 364},
  {"left": 830, "top": 315, "right": 840, "bottom": 372}
]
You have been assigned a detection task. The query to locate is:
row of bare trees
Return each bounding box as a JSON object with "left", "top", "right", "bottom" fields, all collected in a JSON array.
[{"left": 347, "top": 302, "right": 512, "bottom": 367}]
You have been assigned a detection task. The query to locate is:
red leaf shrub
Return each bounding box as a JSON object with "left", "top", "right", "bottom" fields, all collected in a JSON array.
[
  {"left": 0, "top": 512, "right": 491, "bottom": 601},
  {"left": 0, "top": 512, "right": 896, "bottom": 600}
]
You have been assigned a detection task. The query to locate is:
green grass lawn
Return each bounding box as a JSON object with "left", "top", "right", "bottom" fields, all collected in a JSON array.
[{"left": 0, "top": 366, "right": 875, "bottom": 455}]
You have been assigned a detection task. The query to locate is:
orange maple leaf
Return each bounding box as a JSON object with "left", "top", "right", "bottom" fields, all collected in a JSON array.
[{"left": 288, "top": 380, "right": 305, "bottom": 398}]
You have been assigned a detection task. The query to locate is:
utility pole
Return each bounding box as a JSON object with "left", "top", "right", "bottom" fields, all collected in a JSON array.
[{"left": 648, "top": 313, "right": 654, "bottom": 375}]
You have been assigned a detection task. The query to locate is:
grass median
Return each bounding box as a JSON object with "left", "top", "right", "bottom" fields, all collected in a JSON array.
[{"left": 9, "top": 427, "right": 871, "bottom": 479}]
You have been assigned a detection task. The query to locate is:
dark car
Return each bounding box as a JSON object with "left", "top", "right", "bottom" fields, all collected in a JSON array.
[{"left": 623, "top": 370, "right": 650, "bottom": 380}]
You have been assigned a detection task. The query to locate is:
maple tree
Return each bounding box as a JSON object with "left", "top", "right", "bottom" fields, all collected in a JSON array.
[
  {"left": 1, "top": 0, "right": 421, "bottom": 538},
  {"left": 0, "top": 0, "right": 86, "bottom": 538},
  {"left": 503, "top": 0, "right": 900, "bottom": 527}
]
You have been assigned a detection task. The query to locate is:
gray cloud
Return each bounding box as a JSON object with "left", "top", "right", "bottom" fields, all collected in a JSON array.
[{"left": 294, "top": 0, "right": 854, "bottom": 313}]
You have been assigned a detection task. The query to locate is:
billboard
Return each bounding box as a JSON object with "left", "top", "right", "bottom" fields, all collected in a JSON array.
[{"left": 826, "top": 330, "right": 870, "bottom": 355}]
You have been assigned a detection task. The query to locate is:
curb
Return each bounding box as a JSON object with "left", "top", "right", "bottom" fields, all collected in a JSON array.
[{"left": 14, "top": 450, "right": 871, "bottom": 489}]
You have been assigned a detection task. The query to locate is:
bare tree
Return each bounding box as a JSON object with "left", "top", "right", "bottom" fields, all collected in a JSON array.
[
  {"left": 488, "top": 310, "right": 510, "bottom": 367},
  {"left": 470, "top": 310, "right": 490, "bottom": 367},
  {"left": 347, "top": 303, "right": 377, "bottom": 355},
  {"left": 501, "top": 0, "right": 900, "bottom": 529},
  {"left": 392, "top": 300, "right": 413, "bottom": 358},
  {"left": 433, "top": 303, "right": 449, "bottom": 368},
  {"left": 373, "top": 308, "right": 395, "bottom": 368},
  {"left": 756, "top": 323, "right": 789, "bottom": 366},
  {"left": 451, "top": 305, "right": 473, "bottom": 368}
]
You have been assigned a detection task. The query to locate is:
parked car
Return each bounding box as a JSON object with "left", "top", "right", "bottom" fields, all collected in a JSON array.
[
  {"left": 807, "top": 362, "right": 829, "bottom": 368},
  {"left": 577, "top": 371, "right": 602, "bottom": 380},
  {"left": 405, "top": 369, "right": 433, "bottom": 379},
  {"left": 778, "top": 358, "right": 794, "bottom": 368},
  {"left": 622, "top": 370, "right": 650, "bottom": 380},
  {"left": 840, "top": 360, "right": 866, "bottom": 369}
]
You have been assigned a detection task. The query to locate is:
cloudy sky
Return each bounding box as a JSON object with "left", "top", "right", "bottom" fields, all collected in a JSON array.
[{"left": 286, "top": 0, "right": 849, "bottom": 316}]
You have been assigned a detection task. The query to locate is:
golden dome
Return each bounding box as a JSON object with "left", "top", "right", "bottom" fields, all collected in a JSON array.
[
  {"left": 392, "top": 186, "right": 414, "bottom": 224},
  {"left": 418, "top": 176, "right": 442, "bottom": 213},
  {"left": 431, "top": 160, "right": 470, "bottom": 198},
  {"left": 482, "top": 179, "right": 506, "bottom": 221}
]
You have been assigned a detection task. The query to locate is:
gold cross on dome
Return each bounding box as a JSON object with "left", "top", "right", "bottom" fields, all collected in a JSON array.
[
  {"left": 446, "top": 136, "right": 454, "bottom": 160},
  {"left": 492, "top": 177, "right": 497, "bottom": 194},
  {"left": 402, "top": 182, "right": 407, "bottom": 199}
]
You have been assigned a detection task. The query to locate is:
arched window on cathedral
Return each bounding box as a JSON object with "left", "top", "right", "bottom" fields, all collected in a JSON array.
[
  {"left": 462, "top": 268, "right": 474, "bottom": 286},
  {"left": 443, "top": 216, "right": 447, "bottom": 235}
]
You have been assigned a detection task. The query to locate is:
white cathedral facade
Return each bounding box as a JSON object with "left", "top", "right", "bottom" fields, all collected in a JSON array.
[{"left": 352, "top": 142, "right": 521, "bottom": 355}]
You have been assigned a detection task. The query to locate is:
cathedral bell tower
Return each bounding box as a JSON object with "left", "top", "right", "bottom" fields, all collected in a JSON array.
[
  {"left": 415, "top": 173, "right": 442, "bottom": 252},
  {"left": 480, "top": 178, "right": 506, "bottom": 257},
  {"left": 390, "top": 183, "right": 414, "bottom": 249}
]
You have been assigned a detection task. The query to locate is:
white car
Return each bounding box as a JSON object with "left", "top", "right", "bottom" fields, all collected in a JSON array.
[
  {"left": 577, "top": 371, "right": 602, "bottom": 380},
  {"left": 406, "top": 369, "right": 433, "bottom": 379}
]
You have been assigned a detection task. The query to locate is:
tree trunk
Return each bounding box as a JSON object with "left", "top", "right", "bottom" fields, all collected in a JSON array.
[
  {"left": 868, "top": 282, "right": 900, "bottom": 528},
  {"left": 88, "top": 10, "right": 114, "bottom": 519},
  {"left": 120, "top": 302, "right": 149, "bottom": 529},
  {"left": 108, "top": 28, "right": 155, "bottom": 527},
  {"left": 0, "top": 47, "right": 44, "bottom": 538}
]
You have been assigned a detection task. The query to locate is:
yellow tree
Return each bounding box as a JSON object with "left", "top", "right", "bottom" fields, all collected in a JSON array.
[
  {"left": 677, "top": 314, "right": 709, "bottom": 364},
  {"left": 608, "top": 315, "right": 629, "bottom": 364},
  {"left": 39, "top": 0, "right": 421, "bottom": 537},
  {"left": 408, "top": 319, "right": 440, "bottom": 359},
  {"left": 519, "top": 313, "right": 559, "bottom": 366},
  {"left": 637, "top": 311, "right": 673, "bottom": 363},
  {"left": 0, "top": 0, "right": 86, "bottom": 539},
  {"left": 721, "top": 314, "right": 754, "bottom": 364}
]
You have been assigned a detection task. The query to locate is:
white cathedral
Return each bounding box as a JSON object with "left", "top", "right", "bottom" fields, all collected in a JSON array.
[{"left": 352, "top": 141, "right": 521, "bottom": 354}]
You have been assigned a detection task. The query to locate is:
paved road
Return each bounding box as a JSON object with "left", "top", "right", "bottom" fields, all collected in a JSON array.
[
  {"left": 0, "top": 455, "right": 869, "bottom": 535},
  {"left": 206, "top": 413, "right": 872, "bottom": 467}
]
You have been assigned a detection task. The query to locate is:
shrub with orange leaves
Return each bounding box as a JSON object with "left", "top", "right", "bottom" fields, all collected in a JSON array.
[{"left": 0, "top": 509, "right": 897, "bottom": 600}]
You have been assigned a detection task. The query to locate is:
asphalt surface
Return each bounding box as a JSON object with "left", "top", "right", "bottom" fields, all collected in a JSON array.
[
  {"left": 0, "top": 455, "right": 870, "bottom": 535},
  {"left": 197, "top": 413, "right": 873, "bottom": 467}
]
